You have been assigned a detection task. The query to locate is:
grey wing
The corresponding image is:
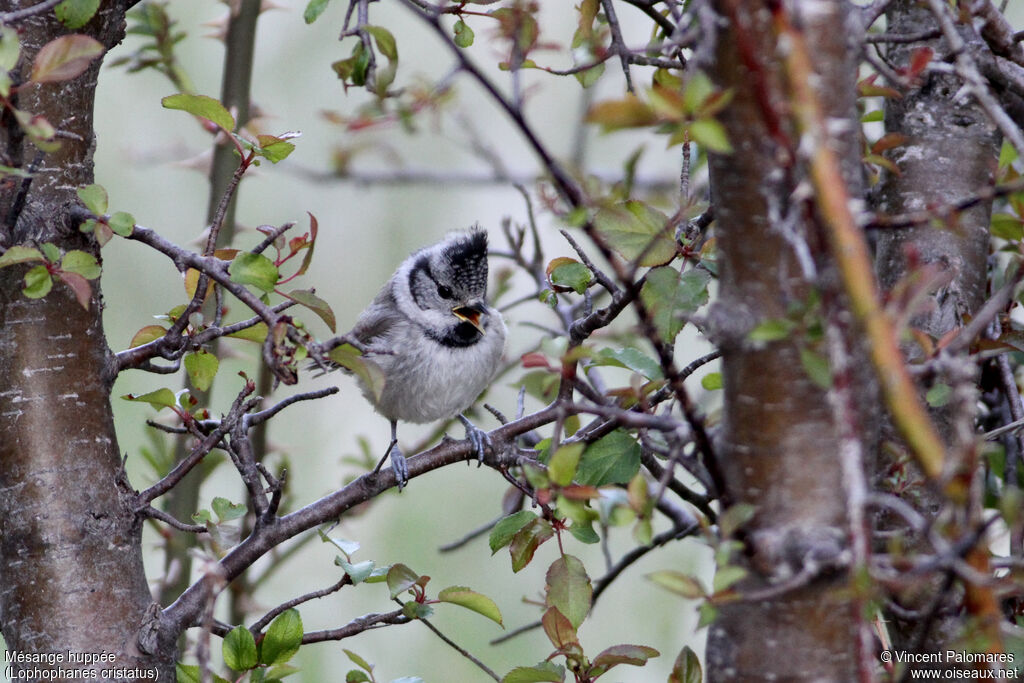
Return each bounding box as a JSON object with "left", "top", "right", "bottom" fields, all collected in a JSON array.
[{"left": 351, "top": 280, "right": 404, "bottom": 350}]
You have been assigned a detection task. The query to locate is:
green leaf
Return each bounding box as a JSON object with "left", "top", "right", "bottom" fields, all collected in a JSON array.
[
  {"left": 545, "top": 555, "right": 591, "bottom": 630},
  {"left": 56, "top": 0, "right": 101, "bottom": 29},
  {"left": 130, "top": 324, "right": 167, "bottom": 348},
  {"left": 501, "top": 662, "right": 565, "bottom": 683},
  {"left": 641, "top": 266, "right": 710, "bottom": 343},
  {"left": 577, "top": 430, "right": 641, "bottom": 487},
  {"left": 547, "top": 443, "right": 584, "bottom": 487},
  {"left": 346, "top": 671, "right": 371, "bottom": 683},
  {"left": 60, "top": 250, "right": 100, "bottom": 279},
  {"left": 303, "top": 0, "right": 331, "bottom": 24},
  {"left": 701, "top": 372, "right": 722, "bottom": 390},
  {"left": 586, "top": 95, "right": 656, "bottom": 131},
  {"left": 0, "top": 245, "right": 44, "bottom": 268},
  {"left": 669, "top": 646, "right": 702, "bottom": 683},
  {"left": 261, "top": 609, "right": 303, "bottom": 665},
  {"left": 991, "top": 213, "right": 1024, "bottom": 242},
  {"left": 387, "top": 563, "right": 421, "bottom": 599},
  {"left": 509, "top": 517, "right": 554, "bottom": 572},
  {"left": 860, "top": 109, "right": 884, "bottom": 123},
  {"left": 453, "top": 19, "right": 474, "bottom": 48},
  {"left": 76, "top": 183, "right": 108, "bottom": 215},
  {"left": 438, "top": 586, "right": 504, "bottom": 627},
  {"left": 229, "top": 252, "right": 279, "bottom": 293},
  {"left": 926, "top": 382, "right": 953, "bottom": 408},
  {"left": 647, "top": 570, "right": 706, "bottom": 599},
  {"left": 364, "top": 25, "right": 397, "bottom": 61},
  {"left": 799, "top": 347, "right": 832, "bottom": 389},
  {"left": 593, "top": 347, "right": 663, "bottom": 380},
  {"left": 162, "top": 93, "right": 235, "bottom": 131},
  {"left": 748, "top": 318, "right": 796, "bottom": 342},
  {"left": 327, "top": 344, "right": 385, "bottom": 402},
  {"left": 184, "top": 350, "right": 219, "bottom": 392},
  {"left": 337, "top": 558, "right": 375, "bottom": 584},
  {"left": 343, "top": 649, "right": 373, "bottom": 673},
  {"left": 593, "top": 201, "right": 676, "bottom": 267},
  {"left": 575, "top": 62, "right": 604, "bottom": 89},
  {"left": 212, "top": 496, "right": 246, "bottom": 522},
  {"left": 719, "top": 503, "right": 756, "bottom": 537},
  {"left": 490, "top": 510, "right": 538, "bottom": 554},
  {"left": 568, "top": 522, "right": 599, "bottom": 544},
  {"left": 285, "top": 288, "right": 336, "bottom": 332},
  {"left": 589, "top": 644, "right": 660, "bottom": 677},
  {"left": 176, "top": 663, "right": 201, "bottom": 683},
  {"left": 121, "top": 387, "right": 176, "bottom": 410},
  {"left": 541, "top": 606, "right": 579, "bottom": 651},
  {"left": 255, "top": 134, "right": 298, "bottom": 163},
  {"left": 108, "top": 211, "right": 135, "bottom": 236},
  {"left": 23, "top": 264, "right": 52, "bottom": 299},
  {"left": 546, "top": 257, "right": 592, "bottom": 294},
  {"left": 223, "top": 625, "right": 258, "bottom": 672},
  {"left": 40, "top": 243, "right": 60, "bottom": 262},
  {"left": 712, "top": 565, "right": 747, "bottom": 593},
  {"left": 688, "top": 118, "right": 732, "bottom": 153},
  {"left": 0, "top": 25, "right": 20, "bottom": 72},
  {"left": 227, "top": 322, "right": 268, "bottom": 343},
  {"left": 318, "top": 530, "right": 361, "bottom": 557},
  {"left": 30, "top": 34, "right": 104, "bottom": 83}
]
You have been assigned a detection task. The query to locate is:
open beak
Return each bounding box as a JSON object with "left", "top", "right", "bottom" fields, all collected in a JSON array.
[{"left": 452, "top": 304, "right": 486, "bottom": 333}]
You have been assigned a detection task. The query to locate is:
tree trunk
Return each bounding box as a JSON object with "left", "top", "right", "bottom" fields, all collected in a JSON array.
[
  {"left": 0, "top": 3, "right": 174, "bottom": 680},
  {"left": 701, "top": 1, "right": 871, "bottom": 679}
]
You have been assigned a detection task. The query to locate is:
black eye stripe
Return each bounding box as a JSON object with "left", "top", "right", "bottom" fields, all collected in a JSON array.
[{"left": 408, "top": 256, "right": 435, "bottom": 311}]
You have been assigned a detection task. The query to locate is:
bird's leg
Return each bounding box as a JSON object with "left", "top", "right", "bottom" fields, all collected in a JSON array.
[
  {"left": 457, "top": 414, "right": 491, "bottom": 466},
  {"left": 374, "top": 419, "right": 409, "bottom": 491}
]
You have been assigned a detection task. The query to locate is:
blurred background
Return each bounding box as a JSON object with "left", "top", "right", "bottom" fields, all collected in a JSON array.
[{"left": 90, "top": 1, "right": 711, "bottom": 681}]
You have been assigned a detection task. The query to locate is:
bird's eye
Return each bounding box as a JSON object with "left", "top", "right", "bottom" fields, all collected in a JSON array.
[{"left": 437, "top": 284, "right": 454, "bottom": 299}]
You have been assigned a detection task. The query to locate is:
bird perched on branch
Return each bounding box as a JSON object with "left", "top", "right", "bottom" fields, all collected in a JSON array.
[{"left": 326, "top": 228, "right": 506, "bottom": 489}]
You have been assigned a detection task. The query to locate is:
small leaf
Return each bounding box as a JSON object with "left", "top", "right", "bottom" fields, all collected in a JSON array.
[
  {"left": 546, "top": 257, "right": 592, "bottom": 294},
  {"left": 669, "top": 646, "right": 702, "bottom": 683},
  {"left": 130, "top": 324, "right": 167, "bottom": 348},
  {"left": 489, "top": 510, "right": 538, "bottom": 554},
  {"left": 799, "top": 347, "right": 832, "bottom": 389},
  {"left": 255, "top": 134, "right": 297, "bottom": 163},
  {"left": 641, "top": 266, "right": 710, "bottom": 343},
  {"left": 593, "top": 347, "right": 663, "bottom": 380},
  {"left": 509, "top": 517, "right": 554, "bottom": 572},
  {"left": 108, "top": 211, "right": 135, "bottom": 236},
  {"left": 748, "top": 318, "right": 796, "bottom": 342},
  {"left": 337, "top": 558, "right": 375, "bottom": 584},
  {"left": 343, "top": 649, "right": 373, "bottom": 673},
  {"left": 223, "top": 625, "right": 258, "bottom": 672},
  {"left": 184, "top": 350, "right": 219, "bottom": 392},
  {"left": 327, "top": 344, "right": 385, "bottom": 402},
  {"left": 260, "top": 609, "right": 303, "bottom": 665},
  {"left": 501, "top": 661, "right": 565, "bottom": 683},
  {"left": 719, "top": 503, "right": 757, "bottom": 537},
  {"left": 57, "top": 270, "right": 92, "bottom": 309},
  {"left": 545, "top": 555, "right": 592, "bottom": 630},
  {"left": 586, "top": 95, "right": 656, "bottom": 130},
  {"left": 688, "top": 118, "right": 732, "bottom": 153},
  {"left": 56, "top": 0, "right": 101, "bottom": 29},
  {"left": 438, "top": 586, "right": 504, "bottom": 626},
  {"left": 589, "top": 644, "right": 660, "bottom": 677},
  {"left": 212, "top": 496, "right": 246, "bottom": 522},
  {"left": 701, "top": 372, "right": 722, "bottom": 390},
  {"left": 77, "top": 183, "right": 108, "bottom": 215},
  {"left": 577, "top": 430, "right": 641, "bottom": 487},
  {"left": 547, "top": 443, "right": 584, "bottom": 487},
  {"left": 593, "top": 201, "right": 677, "bottom": 267},
  {"left": 162, "top": 93, "right": 235, "bottom": 131},
  {"left": 0, "top": 245, "right": 44, "bottom": 268},
  {"left": 304, "top": 0, "right": 331, "bottom": 24},
  {"left": 0, "top": 25, "right": 19, "bottom": 72},
  {"left": 541, "top": 606, "right": 578, "bottom": 650},
  {"left": 23, "top": 264, "right": 53, "bottom": 299},
  {"left": 229, "top": 252, "right": 279, "bottom": 293},
  {"left": 40, "top": 243, "right": 61, "bottom": 262},
  {"left": 60, "top": 250, "right": 100, "bottom": 279},
  {"left": 364, "top": 25, "right": 397, "bottom": 61},
  {"left": 712, "top": 565, "right": 747, "bottom": 593},
  {"left": 121, "top": 387, "right": 177, "bottom": 410},
  {"left": 926, "top": 382, "right": 953, "bottom": 408},
  {"left": 227, "top": 322, "right": 268, "bottom": 343},
  {"left": 285, "top": 288, "right": 336, "bottom": 332},
  {"left": 30, "top": 34, "right": 104, "bottom": 83},
  {"left": 453, "top": 19, "right": 474, "bottom": 48},
  {"left": 647, "top": 570, "right": 706, "bottom": 599},
  {"left": 387, "top": 563, "right": 421, "bottom": 599}
]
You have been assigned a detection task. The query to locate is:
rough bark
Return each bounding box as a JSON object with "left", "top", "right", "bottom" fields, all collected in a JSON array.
[
  {"left": 701, "top": 1, "right": 870, "bottom": 679},
  {"left": 0, "top": 3, "right": 174, "bottom": 680},
  {"left": 872, "top": 0, "right": 1000, "bottom": 656}
]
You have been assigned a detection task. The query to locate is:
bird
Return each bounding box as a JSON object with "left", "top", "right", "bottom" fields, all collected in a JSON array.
[{"left": 327, "top": 228, "right": 506, "bottom": 490}]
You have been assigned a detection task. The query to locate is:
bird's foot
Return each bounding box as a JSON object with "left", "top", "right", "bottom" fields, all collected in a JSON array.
[
  {"left": 457, "top": 414, "right": 491, "bottom": 466},
  {"left": 374, "top": 441, "right": 409, "bottom": 492}
]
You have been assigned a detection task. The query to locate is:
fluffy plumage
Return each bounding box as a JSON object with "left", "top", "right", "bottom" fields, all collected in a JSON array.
[{"left": 343, "top": 229, "right": 506, "bottom": 487}]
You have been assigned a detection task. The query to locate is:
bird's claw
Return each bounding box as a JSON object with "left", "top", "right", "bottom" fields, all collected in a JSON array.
[
  {"left": 375, "top": 441, "right": 409, "bottom": 492},
  {"left": 457, "top": 414, "right": 490, "bottom": 466}
]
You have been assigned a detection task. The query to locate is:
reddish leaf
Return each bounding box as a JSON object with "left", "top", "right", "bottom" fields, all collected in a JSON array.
[
  {"left": 871, "top": 133, "right": 907, "bottom": 155},
  {"left": 30, "top": 34, "right": 104, "bottom": 83},
  {"left": 545, "top": 555, "right": 592, "bottom": 629},
  {"left": 57, "top": 270, "right": 92, "bottom": 309},
  {"left": 130, "top": 324, "right": 168, "bottom": 348},
  {"left": 541, "top": 607, "right": 579, "bottom": 651},
  {"left": 509, "top": 517, "right": 554, "bottom": 572},
  {"left": 521, "top": 352, "right": 551, "bottom": 369},
  {"left": 906, "top": 46, "right": 934, "bottom": 80}
]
